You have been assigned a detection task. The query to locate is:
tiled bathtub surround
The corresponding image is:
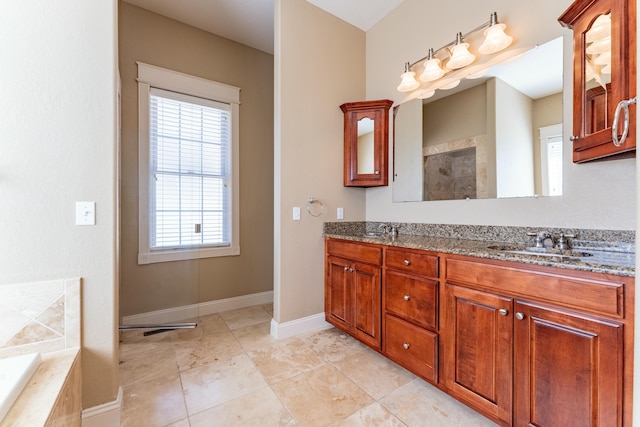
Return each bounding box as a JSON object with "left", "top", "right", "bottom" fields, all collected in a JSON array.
[
  {"left": 0, "top": 279, "right": 81, "bottom": 359},
  {"left": 324, "top": 222, "right": 635, "bottom": 251}
]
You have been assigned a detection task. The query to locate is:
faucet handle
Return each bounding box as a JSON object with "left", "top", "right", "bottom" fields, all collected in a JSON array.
[{"left": 556, "top": 233, "right": 576, "bottom": 250}]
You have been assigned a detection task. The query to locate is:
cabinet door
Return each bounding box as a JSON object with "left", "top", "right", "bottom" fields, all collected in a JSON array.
[
  {"left": 444, "top": 284, "right": 513, "bottom": 424},
  {"left": 559, "top": 0, "right": 636, "bottom": 162},
  {"left": 325, "top": 256, "right": 352, "bottom": 331},
  {"left": 514, "top": 301, "right": 623, "bottom": 427},
  {"left": 352, "top": 261, "right": 382, "bottom": 349}
]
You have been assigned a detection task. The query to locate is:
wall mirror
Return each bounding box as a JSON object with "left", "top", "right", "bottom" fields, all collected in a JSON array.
[{"left": 393, "top": 37, "right": 564, "bottom": 202}]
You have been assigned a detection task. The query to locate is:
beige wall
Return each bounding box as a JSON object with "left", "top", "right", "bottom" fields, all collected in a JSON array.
[
  {"left": 118, "top": 3, "right": 274, "bottom": 317},
  {"left": 366, "top": 0, "right": 636, "bottom": 230},
  {"left": 275, "top": 0, "right": 366, "bottom": 323},
  {"left": 0, "top": 1, "right": 119, "bottom": 409}
]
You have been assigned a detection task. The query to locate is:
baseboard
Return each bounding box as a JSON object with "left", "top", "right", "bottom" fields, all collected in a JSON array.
[
  {"left": 270, "top": 312, "right": 332, "bottom": 340},
  {"left": 121, "top": 291, "right": 274, "bottom": 326},
  {"left": 82, "top": 386, "right": 122, "bottom": 427}
]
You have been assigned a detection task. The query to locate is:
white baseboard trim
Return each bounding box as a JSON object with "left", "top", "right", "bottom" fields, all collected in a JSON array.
[
  {"left": 270, "top": 312, "right": 332, "bottom": 340},
  {"left": 121, "top": 291, "right": 274, "bottom": 326},
  {"left": 82, "top": 386, "right": 122, "bottom": 427}
]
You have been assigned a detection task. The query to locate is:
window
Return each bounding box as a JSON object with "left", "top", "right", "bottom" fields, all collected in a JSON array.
[
  {"left": 539, "top": 124, "right": 563, "bottom": 197},
  {"left": 137, "top": 63, "right": 240, "bottom": 264}
]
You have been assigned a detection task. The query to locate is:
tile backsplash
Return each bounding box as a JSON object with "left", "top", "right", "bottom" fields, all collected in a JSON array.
[{"left": 0, "top": 278, "right": 81, "bottom": 358}]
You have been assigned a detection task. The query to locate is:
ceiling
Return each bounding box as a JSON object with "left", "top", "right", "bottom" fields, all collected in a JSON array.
[{"left": 122, "top": 0, "right": 406, "bottom": 55}]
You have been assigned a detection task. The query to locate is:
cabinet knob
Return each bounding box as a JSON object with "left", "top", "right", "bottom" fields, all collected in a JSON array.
[
  {"left": 403, "top": 343, "right": 410, "bottom": 350},
  {"left": 569, "top": 135, "right": 579, "bottom": 141},
  {"left": 374, "top": 170, "right": 380, "bottom": 175},
  {"left": 498, "top": 308, "right": 508, "bottom": 316},
  {"left": 344, "top": 266, "right": 349, "bottom": 271},
  {"left": 515, "top": 312, "right": 525, "bottom": 320},
  {"left": 403, "top": 295, "right": 411, "bottom": 301},
  {"left": 403, "top": 259, "right": 410, "bottom": 266},
  {"left": 349, "top": 267, "right": 354, "bottom": 272}
]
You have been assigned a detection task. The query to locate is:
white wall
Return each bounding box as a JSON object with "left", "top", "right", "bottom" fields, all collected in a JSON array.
[
  {"left": 0, "top": 1, "right": 119, "bottom": 409},
  {"left": 366, "top": 0, "right": 635, "bottom": 230}
]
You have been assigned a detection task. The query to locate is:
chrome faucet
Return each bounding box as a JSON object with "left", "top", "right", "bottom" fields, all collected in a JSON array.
[{"left": 527, "top": 231, "right": 554, "bottom": 248}]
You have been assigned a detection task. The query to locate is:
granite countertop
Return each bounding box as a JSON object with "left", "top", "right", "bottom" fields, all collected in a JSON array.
[{"left": 323, "top": 232, "right": 635, "bottom": 277}]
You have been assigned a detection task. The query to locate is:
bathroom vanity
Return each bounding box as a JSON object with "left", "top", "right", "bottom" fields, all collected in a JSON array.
[{"left": 324, "top": 224, "right": 634, "bottom": 426}]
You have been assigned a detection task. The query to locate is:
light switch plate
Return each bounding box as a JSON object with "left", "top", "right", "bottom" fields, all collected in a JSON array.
[
  {"left": 337, "top": 207, "right": 344, "bottom": 220},
  {"left": 293, "top": 207, "right": 301, "bottom": 221},
  {"left": 76, "top": 201, "right": 95, "bottom": 225}
]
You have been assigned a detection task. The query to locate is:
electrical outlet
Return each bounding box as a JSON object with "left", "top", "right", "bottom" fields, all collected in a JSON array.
[{"left": 337, "top": 207, "right": 344, "bottom": 220}]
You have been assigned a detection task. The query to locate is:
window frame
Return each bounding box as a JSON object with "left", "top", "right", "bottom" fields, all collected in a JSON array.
[
  {"left": 137, "top": 62, "right": 240, "bottom": 264},
  {"left": 539, "top": 123, "right": 563, "bottom": 197}
]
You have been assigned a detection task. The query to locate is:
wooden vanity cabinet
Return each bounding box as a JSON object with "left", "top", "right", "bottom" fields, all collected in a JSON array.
[
  {"left": 340, "top": 100, "right": 393, "bottom": 187},
  {"left": 559, "top": 0, "right": 636, "bottom": 162},
  {"left": 325, "top": 239, "right": 382, "bottom": 349},
  {"left": 383, "top": 248, "right": 440, "bottom": 383},
  {"left": 444, "top": 255, "right": 632, "bottom": 426}
]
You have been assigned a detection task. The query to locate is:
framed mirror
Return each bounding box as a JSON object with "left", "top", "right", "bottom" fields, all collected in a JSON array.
[{"left": 393, "top": 37, "right": 564, "bottom": 202}]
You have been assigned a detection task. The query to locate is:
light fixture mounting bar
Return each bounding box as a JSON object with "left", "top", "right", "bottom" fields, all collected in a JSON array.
[{"left": 407, "top": 13, "right": 497, "bottom": 69}]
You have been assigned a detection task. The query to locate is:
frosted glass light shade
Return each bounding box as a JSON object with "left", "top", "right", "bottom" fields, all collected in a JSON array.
[
  {"left": 594, "top": 51, "right": 611, "bottom": 65},
  {"left": 479, "top": 23, "right": 513, "bottom": 54},
  {"left": 586, "top": 36, "right": 611, "bottom": 54},
  {"left": 397, "top": 70, "right": 420, "bottom": 92},
  {"left": 467, "top": 67, "right": 491, "bottom": 79},
  {"left": 448, "top": 43, "right": 475, "bottom": 69},
  {"left": 420, "top": 58, "right": 445, "bottom": 81},
  {"left": 586, "top": 13, "right": 611, "bottom": 43}
]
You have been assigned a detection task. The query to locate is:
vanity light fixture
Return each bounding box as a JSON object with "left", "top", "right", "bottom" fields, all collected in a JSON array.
[
  {"left": 420, "top": 48, "right": 445, "bottom": 81},
  {"left": 397, "top": 62, "right": 420, "bottom": 92},
  {"left": 478, "top": 12, "right": 513, "bottom": 54},
  {"left": 440, "top": 79, "right": 461, "bottom": 90},
  {"left": 397, "top": 11, "right": 513, "bottom": 94},
  {"left": 447, "top": 33, "right": 476, "bottom": 69}
]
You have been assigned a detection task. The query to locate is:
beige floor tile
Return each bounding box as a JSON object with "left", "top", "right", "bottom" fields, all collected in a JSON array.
[
  {"left": 189, "top": 386, "right": 297, "bottom": 427},
  {"left": 121, "top": 373, "right": 187, "bottom": 427},
  {"left": 220, "top": 306, "right": 273, "bottom": 330},
  {"left": 332, "top": 348, "right": 415, "bottom": 400},
  {"left": 248, "top": 338, "right": 325, "bottom": 384},
  {"left": 330, "top": 402, "right": 406, "bottom": 427},
  {"left": 300, "top": 328, "right": 366, "bottom": 363},
  {"left": 174, "top": 329, "right": 244, "bottom": 371},
  {"left": 164, "top": 418, "right": 190, "bottom": 427},
  {"left": 232, "top": 321, "right": 281, "bottom": 352},
  {"left": 261, "top": 302, "right": 274, "bottom": 315},
  {"left": 380, "top": 379, "right": 498, "bottom": 427},
  {"left": 272, "top": 363, "right": 374, "bottom": 427},
  {"left": 180, "top": 353, "right": 268, "bottom": 415},
  {"left": 119, "top": 344, "right": 178, "bottom": 387},
  {"left": 196, "top": 313, "right": 230, "bottom": 335}
]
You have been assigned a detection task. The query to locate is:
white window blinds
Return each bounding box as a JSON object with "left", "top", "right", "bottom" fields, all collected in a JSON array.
[
  {"left": 545, "top": 136, "right": 563, "bottom": 196},
  {"left": 149, "top": 88, "right": 231, "bottom": 250}
]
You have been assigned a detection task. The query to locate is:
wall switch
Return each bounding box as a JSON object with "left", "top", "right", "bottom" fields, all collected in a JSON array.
[
  {"left": 337, "top": 207, "right": 344, "bottom": 220},
  {"left": 76, "top": 201, "right": 96, "bottom": 225},
  {"left": 293, "top": 207, "right": 301, "bottom": 221}
]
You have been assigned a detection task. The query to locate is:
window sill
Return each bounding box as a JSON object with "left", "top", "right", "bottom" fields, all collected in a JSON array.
[{"left": 138, "top": 245, "right": 240, "bottom": 265}]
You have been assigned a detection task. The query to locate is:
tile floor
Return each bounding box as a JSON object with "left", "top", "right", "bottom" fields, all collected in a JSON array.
[{"left": 119, "top": 304, "right": 497, "bottom": 426}]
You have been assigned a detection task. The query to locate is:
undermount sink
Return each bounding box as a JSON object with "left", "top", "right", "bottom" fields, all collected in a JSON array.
[
  {"left": 487, "top": 245, "right": 594, "bottom": 259},
  {"left": 362, "top": 232, "right": 384, "bottom": 238}
]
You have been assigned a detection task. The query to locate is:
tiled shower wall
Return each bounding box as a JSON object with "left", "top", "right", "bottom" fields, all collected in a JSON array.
[{"left": 0, "top": 278, "right": 81, "bottom": 358}]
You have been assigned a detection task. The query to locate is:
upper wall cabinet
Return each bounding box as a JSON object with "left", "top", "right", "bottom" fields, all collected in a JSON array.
[
  {"left": 559, "top": 0, "right": 636, "bottom": 163},
  {"left": 340, "top": 100, "right": 393, "bottom": 187}
]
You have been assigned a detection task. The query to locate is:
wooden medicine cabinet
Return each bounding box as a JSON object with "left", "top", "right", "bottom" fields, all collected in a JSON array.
[
  {"left": 340, "top": 99, "right": 393, "bottom": 187},
  {"left": 559, "top": 0, "right": 636, "bottom": 162}
]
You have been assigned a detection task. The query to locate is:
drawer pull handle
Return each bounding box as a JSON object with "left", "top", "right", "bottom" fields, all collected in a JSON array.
[
  {"left": 498, "top": 308, "right": 508, "bottom": 316},
  {"left": 516, "top": 312, "right": 525, "bottom": 320},
  {"left": 403, "top": 259, "right": 410, "bottom": 266},
  {"left": 403, "top": 295, "right": 411, "bottom": 301},
  {"left": 403, "top": 343, "right": 410, "bottom": 350}
]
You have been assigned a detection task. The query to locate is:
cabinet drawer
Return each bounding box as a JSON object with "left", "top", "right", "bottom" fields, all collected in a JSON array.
[
  {"left": 385, "top": 270, "right": 438, "bottom": 330},
  {"left": 446, "top": 257, "right": 625, "bottom": 318},
  {"left": 385, "top": 248, "right": 438, "bottom": 277},
  {"left": 326, "top": 239, "right": 381, "bottom": 265},
  {"left": 384, "top": 314, "right": 438, "bottom": 383}
]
